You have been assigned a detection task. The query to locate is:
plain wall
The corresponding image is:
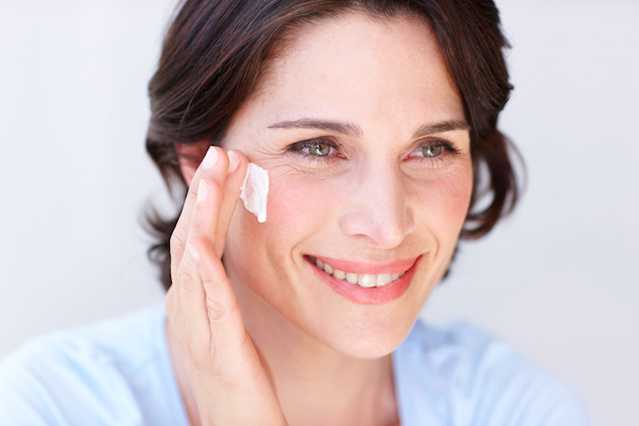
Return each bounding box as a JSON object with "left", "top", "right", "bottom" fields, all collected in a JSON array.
[{"left": 1, "top": 2, "right": 637, "bottom": 424}]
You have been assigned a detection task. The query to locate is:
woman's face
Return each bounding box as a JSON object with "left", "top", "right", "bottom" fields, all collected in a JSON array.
[{"left": 220, "top": 12, "right": 473, "bottom": 357}]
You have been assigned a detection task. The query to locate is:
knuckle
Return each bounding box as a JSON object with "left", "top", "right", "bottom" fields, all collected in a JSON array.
[
  {"left": 206, "top": 293, "right": 241, "bottom": 324},
  {"left": 176, "top": 267, "right": 199, "bottom": 291},
  {"left": 205, "top": 295, "right": 227, "bottom": 321}
]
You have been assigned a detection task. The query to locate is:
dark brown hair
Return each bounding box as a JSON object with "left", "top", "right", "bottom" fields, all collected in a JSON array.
[{"left": 140, "top": 0, "right": 527, "bottom": 292}]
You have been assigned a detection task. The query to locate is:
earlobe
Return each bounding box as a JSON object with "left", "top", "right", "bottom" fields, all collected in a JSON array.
[{"left": 177, "top": 155, "right": 196, "bottom": 186}]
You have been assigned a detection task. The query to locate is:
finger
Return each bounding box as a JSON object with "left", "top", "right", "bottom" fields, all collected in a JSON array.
[
  {"left": 173, "top": 173, "right": 224, "bottom": 364},
  {"left": 191, "top": 236, "right": 249, "bottom": 373},
  {"left": 170, "top": 146, "right": 228, "bottom": 365},
  {"left": 174, "top": 230, "right": 211, "bottom": 369},
  {"left": 214, "top": 149, "right": 248, "bottom": 257},
  {"left": 170, "top": 146, "right": 230, "bottom": 280},
  {"left": 175, "top": 146, "right": 228, "bottom": 356},
  {"left": 183, "top": 146, "right": 230, "bottom": 253},
  {"left": 182, "top": 176, "right": 246, "bottom": 371}
]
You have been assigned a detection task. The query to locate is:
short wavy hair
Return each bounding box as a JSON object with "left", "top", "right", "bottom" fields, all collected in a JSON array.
[{"left": 140, "top": 0, "right": 527, "bottom": 292}]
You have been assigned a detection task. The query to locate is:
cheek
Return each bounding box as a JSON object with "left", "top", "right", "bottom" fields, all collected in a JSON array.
[
  {"left": 227, "top": 170, "right": 337, "bottom": 266},
  {"left": 417, "top": 165, "right": 473, "bottom": 239},
  {"left": 266, "top": 174, "right": 334, "bottom": 231}
]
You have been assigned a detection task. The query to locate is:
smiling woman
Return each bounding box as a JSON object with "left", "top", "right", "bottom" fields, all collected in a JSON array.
[{"left": 0, "top": 1, "right": 591, "bottom": 425}]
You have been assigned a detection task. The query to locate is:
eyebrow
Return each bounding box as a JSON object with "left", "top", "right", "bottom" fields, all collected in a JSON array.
[{"left": 267, "top": 117, "right": 470, "bottom": 138}]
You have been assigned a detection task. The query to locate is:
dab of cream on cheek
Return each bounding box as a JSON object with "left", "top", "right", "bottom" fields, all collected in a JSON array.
[{"left": 239, "top": 162, "right": 269, "bottom": 223}]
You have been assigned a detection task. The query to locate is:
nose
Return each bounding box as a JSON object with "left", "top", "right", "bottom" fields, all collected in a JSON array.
[{"left": 338, "top": 165, "right": 416, "bottom": 249}]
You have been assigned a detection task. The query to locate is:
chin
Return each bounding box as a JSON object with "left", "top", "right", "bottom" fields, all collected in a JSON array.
[{"left": 315, "top": 314, "right": 417, "bottom": 359}]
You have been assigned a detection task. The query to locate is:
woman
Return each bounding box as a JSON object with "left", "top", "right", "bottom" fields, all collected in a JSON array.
[{"left": 0, "top": 1, "right": 590, "bottom": 425}]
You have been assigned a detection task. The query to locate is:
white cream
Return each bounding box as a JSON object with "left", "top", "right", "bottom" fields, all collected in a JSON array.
[{"left": 239, "top": 162, "right": 269, "bottom": 223}]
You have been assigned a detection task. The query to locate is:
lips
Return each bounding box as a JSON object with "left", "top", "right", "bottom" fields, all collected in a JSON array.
[{"left": 303, "top": 253, "right": 424, "bottom": 304}]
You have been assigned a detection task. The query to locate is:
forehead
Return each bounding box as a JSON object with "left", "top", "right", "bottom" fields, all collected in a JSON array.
[{"left": 230, "top": 11, "right": 464, "bottom": 140}]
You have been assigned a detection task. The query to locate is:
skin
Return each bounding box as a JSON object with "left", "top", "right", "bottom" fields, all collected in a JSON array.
[{"left": 171, "top": 11, "right": 473, "bottom": 426}]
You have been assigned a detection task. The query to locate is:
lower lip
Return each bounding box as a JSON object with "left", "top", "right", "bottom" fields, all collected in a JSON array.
[{"left": 303, "top": 254, "right": 423, "bottom": 305}]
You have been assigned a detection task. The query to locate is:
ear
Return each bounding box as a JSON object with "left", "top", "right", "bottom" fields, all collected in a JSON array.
[{"left": 175, "top": 141, "right": 211, "bottom": 186}]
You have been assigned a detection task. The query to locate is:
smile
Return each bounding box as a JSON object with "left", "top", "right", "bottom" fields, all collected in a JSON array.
[
  {"left": 307, "top": 255, "right": 407, "bottom": 288},
  {"left": 303, "top": 254, "right": 424, "bottom": 305}
]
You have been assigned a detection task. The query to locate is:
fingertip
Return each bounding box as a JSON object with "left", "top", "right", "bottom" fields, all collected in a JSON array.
[{"left": 201, "top": 145, "right": 219, "bottom": 170}]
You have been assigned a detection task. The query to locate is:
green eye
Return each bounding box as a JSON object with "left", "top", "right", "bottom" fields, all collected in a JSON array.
[
  {"left": 287, "top": 138, "right": 339, "bottom": 163},
  {"left": 285, "top": 137, "right": 463, "bottom": 168},
  {"left": 306, "top": 141, "right": 332, "bottom": 157},
  {"left": 422, "top": 143, "right": 444, "bottom": 158}
]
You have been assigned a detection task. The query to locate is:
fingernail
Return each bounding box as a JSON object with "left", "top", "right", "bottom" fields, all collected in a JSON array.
[
  {"left": 227, "top": 150, "right": 240, "bottom": 172},
  {"left": 202, "top": 146, "right": 218, "bottom": 169},
  {"left": 197, "top": 179, "right": 209, "bottom": 203}
]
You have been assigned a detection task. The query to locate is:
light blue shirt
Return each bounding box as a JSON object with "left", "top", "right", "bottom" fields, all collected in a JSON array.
[{"left": 0, "top": 302, "right": 590, "bottom": 425}]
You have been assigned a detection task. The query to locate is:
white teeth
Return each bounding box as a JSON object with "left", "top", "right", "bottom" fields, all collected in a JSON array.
[
  {"left": 357, "top": 274, "right": 377, "bottom": 288},
  {"left": 313, "top": 257, "right": 405, "bottom": 288},
  {"left": 376, "top": 274, "right": 393, "bottom": 287}
]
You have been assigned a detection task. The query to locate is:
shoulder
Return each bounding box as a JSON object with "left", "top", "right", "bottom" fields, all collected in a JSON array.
[
  {"left": 0, "top": 302, "right": 177, "bottom": 425},
  {"left": 401, "top": 318, "right": 591, "bottom": 426}
]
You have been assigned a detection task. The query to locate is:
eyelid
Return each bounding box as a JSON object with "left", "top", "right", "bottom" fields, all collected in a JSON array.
[
  {"left": 292, "top": 136, "right": 340, "bottom": 149},
  {"left": 407, "top": 137, "right": 461, "bottom": 157}
]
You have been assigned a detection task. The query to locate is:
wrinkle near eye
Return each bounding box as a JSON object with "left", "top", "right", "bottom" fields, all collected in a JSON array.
[
  {"left": 247, "top": 150, "right": 337, "bottom": 179},
  {"left": 253, "top": 144, "right": 284, "bottom": 158}
]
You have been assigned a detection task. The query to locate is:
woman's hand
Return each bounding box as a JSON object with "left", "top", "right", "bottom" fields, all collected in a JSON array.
[{"left": 165, "top": 146, "right": 287, "bottom": 426}]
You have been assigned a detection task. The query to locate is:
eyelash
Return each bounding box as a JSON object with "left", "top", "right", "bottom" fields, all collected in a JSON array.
[{"left": 285, "top": 137, "right": 463, "bottom": 167}]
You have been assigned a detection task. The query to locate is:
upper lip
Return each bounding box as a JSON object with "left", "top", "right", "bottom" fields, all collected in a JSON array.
[{"left": 306, "top": 254, "right": 422, "bottom": 275}]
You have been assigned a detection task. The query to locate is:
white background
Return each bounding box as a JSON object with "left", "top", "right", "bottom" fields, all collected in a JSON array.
[{"left": 1, "top": 2, "right": 637, "bottom": 424}]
